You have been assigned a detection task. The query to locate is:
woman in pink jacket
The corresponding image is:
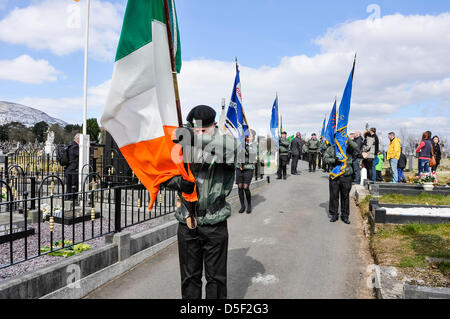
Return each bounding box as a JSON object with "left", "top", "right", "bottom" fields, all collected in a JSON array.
[{"left": 416, "top": 131, "right": 432, "bottom": 175}]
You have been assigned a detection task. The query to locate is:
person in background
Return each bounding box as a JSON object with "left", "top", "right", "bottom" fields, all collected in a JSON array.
[
  {"left": 277, "top": 132, "right": 290, "bottom": 180},
  {"left": 65, "top": 133, "right": 80, "bottom": 200},
  {"left": 416, "top": 131, "right": 432, "bottom": 175},
  {"left": 306, "top": 133, "right": 321, "bottom": 172},
  {"left": 387, "top": 132, "right": 402, "bottom": 183},
  {"left": 371, "top": 128, "right": 380, "bottom": 183},
  {"left": 432, "top": 136, "right": 442, "bottom": 173},
  {"left": 397, "top": 149, "right": 407, "bottom": 183},
  {"left": 375, "top": 151, "right": 384, "bottom": 182},
  {"left": 290, "top": 132, "right": 303, "bottom": 175},
  {"left": 320, "top": 141, "right": 330, "bottom": 173},
  {"left": 236, "top": 130, "right": 257, "bottom": 214},
  {"left": 362, "top": 129, "right": 376, "bottom": 181},
  {"left": 352, "top": 131, "right": 364, "bottom": 185}
]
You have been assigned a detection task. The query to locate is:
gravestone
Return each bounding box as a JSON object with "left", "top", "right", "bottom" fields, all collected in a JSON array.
[{"left": 44, "top": 131, "right": 55, "bottom": 155}]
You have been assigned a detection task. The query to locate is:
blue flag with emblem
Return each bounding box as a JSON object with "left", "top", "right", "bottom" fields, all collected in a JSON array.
[
  {"left": 270, "top": 96, "right": 279, "bottom": 149},
  {"left": 225, "top": 62, "right": 246, "bottom": 143},
  {"left": 324, "top": 99, "right": 337, "bottom": 146},
  {"left": 320, "top": 117, "right": 326, "bottom": 141},
  {"left": 330, "top": 56, "right": 357, "bottom": 180}
]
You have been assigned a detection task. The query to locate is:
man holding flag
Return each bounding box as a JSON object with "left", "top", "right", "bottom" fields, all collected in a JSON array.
[
  {"left": 323, "top": 56, "right": 357, "bottom": 224},
  {"left": 101, "top": 0, "right": 237, "bottom": 299}
]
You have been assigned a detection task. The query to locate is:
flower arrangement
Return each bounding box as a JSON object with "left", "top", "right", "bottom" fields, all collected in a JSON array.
[
  {"left": 1, "top": 187, "right": 7, "bottom": 199},
  {"left": 417, "top": 172, "right": 438, "bottom": 185},
  {"left": 40, "top": 240, "right": 91, "bottom": 258},
  {"left": 41, "top": 203, "right": 62, "bottom": 221}
]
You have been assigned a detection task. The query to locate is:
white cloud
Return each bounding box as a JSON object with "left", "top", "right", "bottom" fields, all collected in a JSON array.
[
  {"left": 14, "top": 12, "right": 450, "bottom": 144},
  {"left": 0, "top": 55, "right": 60, "bottom": 84},
  {"left": 17, "top": 80, "right": 111, "bottom": 124},
  {"left": 177, "top": 13, "right": 450, "bottom": 143},
  {"left": 0, "top": 0, "right": 124, "bottom": 61}
]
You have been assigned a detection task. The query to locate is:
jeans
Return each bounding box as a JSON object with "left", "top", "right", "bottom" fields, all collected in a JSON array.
[
  {"left": 352, "top": 158, "right": 361, "bottom": 184},
  {"left": 372, "top": 160, "right": 377, "bottom": 182},
  {"left": 397, "top": 168, "right": 405, "bottom": 182},
  {"left": 418, "top": 159, "right": 431, "bottom": 175},
  {"left": 389, "top": 159, "right": 398, "bottom": 183}
]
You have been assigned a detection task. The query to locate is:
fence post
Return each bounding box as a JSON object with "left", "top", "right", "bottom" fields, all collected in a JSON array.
[
  {"left": 30, "top": 177, "right": 36, "bottom": 210},
  {"left": 114, "top": 187, "right": 121, "bottom": 233},
  {"left": 4, "top": 155, "right": 8, "bottom": 179}
]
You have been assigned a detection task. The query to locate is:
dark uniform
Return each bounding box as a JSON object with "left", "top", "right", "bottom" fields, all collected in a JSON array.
[
  {"left": 306, "top": 137, "right": 320, "bottom": 172},
  {"left": 64, "top": 140, "right": 79, "bottom": 200},
  {"left": 165, "top": 105, "right": 237, "bottom": 299},
  {"left": 236, "top": 140, "right": 257, "bottom": 214},
  {"left": 277, "top": 135, "right": 290, "bottom": 180},
  {"left": 290, "top": 136, "right": 302, "bottom": 175},
  {"left": 323, "top": 139, "right": 358, "bottom": 224},
  {"left": 320, "top": 141, "right": 330, "bottom": 172}
]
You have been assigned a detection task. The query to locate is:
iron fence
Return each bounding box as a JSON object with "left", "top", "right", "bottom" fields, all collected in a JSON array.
[{"left": 0, "top": 174, "right": 177, "bottom": 270}]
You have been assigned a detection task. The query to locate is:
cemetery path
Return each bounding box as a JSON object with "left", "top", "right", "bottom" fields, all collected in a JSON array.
[{"left": 86, "top": 160, "right": 373, "bottom": 299}]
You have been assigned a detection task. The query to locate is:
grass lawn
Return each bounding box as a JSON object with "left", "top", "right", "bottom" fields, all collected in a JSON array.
[
  {"left": 358, "top": 196, "right": 450, "bottom": 287},
  {"left": 378, "top": 193, "right": 450, "bottom": 206}
]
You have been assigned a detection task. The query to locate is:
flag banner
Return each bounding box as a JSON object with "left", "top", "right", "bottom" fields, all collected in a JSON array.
[
  {"left": 270, "top": 97, "right": 279, "bottom": 149},
  {"left": 320, "top": 117, "right": 326, "bottom": 141},
  {"left": 101, "top": 0, "right": 197, "bottom": 209},
  {"left": 324, "top": 99, "right": 337, "bottom": 146},
  {"left": 225, "top": 65, "right": 246, "bottom": 143},
  {"left": 330, "top": 58, "right": 356, "bottom": 180}
]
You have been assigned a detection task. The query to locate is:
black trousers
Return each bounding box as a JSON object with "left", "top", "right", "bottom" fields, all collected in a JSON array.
[
  {"left": 308, "top": 152, "right": 318, "bottom": 171},
  {"left": 291, "top": 154, "right": 300, "bottom": 174},
  {"left": 64, "top": 168, "right": 78, "bottom": 200},
  {"left": 277, "top": 155, "right": 289, "bottom": 178},
  {"left": 329, "top": 175, "right": 353, "bottom": 218},
  {"left": 318, "top": 153, "right": 322, "bottom": 169},
  {"left": 363, "top": 158, "right": 374, "bottom": 181},
  {"left": 177, "top": 221, "right": 228, "bottom": 299}
]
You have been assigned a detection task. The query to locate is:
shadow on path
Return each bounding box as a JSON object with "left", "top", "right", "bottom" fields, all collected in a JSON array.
[
  {"left": 228, "top": 248, "right": 265, "bottom": 299},
  {"left": 319, "top": 201, "right": 331, "bottom": 219}
]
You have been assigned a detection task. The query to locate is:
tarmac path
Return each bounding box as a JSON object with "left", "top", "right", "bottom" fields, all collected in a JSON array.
[{"left": 86, "top": 160, "right": 373, "bottom": 299}]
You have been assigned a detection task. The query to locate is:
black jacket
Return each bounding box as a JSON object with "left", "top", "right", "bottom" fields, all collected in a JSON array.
[
  {"left": 374, "top": 134, "right": 380, "bottom": 155},
  {"left": 433, "top": 143, "right": 441, "bottom": 164},
  {"left": 66, "top": 141, "right": 79, "bottom": 172},
  {"left": 353, "top": 136, "right": 364, "bottom": 158},
  {"left": 398, "top": 153, "right": 407, "bottom": 169},
  {"left": 290, "top": 137, "right": 303, "bottom": 156}
]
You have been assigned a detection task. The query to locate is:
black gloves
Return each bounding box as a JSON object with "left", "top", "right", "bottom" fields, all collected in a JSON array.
[
  {"left": 180, "top": 178, "right": 196, "bottom": 194},
  {"left": 173, "top": 127, "right": 195, "bottom": 146}
]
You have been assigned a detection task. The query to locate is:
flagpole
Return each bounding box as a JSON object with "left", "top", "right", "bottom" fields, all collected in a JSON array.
[
  {"left": 163, "top": 0, "right": 183, "bottom": 127},
  {"left": 82, "top": 0, "right": 90, "bottom": 136},
  {"left": 235, "top": 58, "right": 251, "bottom": 134},
  {"left": 163, "top": 0, "right": 197, "bottom": 230}
]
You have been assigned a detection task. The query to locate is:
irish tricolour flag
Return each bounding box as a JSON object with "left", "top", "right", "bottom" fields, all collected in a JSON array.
[{"left": 101, "top": 0, "right": 197, "bottom": 208}]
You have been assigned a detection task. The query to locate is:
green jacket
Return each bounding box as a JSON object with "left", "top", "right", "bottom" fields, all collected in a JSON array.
[
  {"left": 323, "top": 139, "right": 358, "bottom": 177},
  {"left": 164, "top": 129, "right": 238, "bottom": 226},
  {"left": 375, "top": 154, "right": 384, "bottom": 171},
  {"left": 236, "top": 142, "right": 257, "bottom": 170},
  {"left": 279, "top": 138, "right": 291, "bottom": 156},
  {"left": 306, "top": 139, "right": 321, "bottom": 153}
]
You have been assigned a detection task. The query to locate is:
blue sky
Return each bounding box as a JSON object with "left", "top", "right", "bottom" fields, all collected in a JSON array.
[{"left": 0, "top": 0, "right": 449, "bottom": 144}]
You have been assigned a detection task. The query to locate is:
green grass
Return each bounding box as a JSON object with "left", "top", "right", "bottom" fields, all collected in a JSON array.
[
  {"left": 379, "top": 193, "right": 450, "bottom": 206},
  {"left": 372, "top": 223, "right": 450, "bottom": 273}
]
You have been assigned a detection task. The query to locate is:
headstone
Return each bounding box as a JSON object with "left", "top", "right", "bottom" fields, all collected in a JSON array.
[{"left": 44, "top": 131, "right": 55, "bottom": 155}]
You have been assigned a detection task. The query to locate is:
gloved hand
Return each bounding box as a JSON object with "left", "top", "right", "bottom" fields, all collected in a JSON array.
[
  {"left": 173, "top": 127, "right": 195, "bottom": 146},
  {"left": 180, "top": 178, "right": 196, "bottom": 194}
]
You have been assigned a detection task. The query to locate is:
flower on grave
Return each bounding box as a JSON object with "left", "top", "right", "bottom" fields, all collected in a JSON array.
[
  {"left": 41, "top": 204, "right": 63, "bottom": 221},
  {"left": 418, "top": 172, "right": 434, "bottom": 184},
  {"left": 1, "top": 187, "right": 6, "bottom": 199}
]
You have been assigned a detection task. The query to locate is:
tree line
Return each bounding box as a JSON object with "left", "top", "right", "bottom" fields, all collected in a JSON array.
[{"left": 0, "top": 118, "right": 101, "bottom": 145}]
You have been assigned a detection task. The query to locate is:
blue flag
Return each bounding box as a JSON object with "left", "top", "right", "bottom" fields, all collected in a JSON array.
[
  {"left": 320, "top": 117, "right": 326, "bottom": 141},
  {"left": 225, "top": 64, "right": 246, "bottom": 143},
  {"left": 324, "top": 99, "right": 337, "bottom": 146},
  {"left": 270, "top": 97, "right": 279, "bottom": 149},
  {"left": 330, "top": 57, "right": 356, "bottom": 180}
]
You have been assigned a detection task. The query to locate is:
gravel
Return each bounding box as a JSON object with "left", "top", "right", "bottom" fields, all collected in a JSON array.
[{"left": 0, "top": 213, "right": 173, "bottom": 281}]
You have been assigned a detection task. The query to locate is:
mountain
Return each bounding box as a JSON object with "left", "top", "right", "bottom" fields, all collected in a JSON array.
[{"left": 0, "top": 101, "right": 67, "bottom": 127}]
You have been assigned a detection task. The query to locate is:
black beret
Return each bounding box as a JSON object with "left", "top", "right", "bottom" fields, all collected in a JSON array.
[{"left": 186, "top": 105, "right": 216, "bottom": 128}]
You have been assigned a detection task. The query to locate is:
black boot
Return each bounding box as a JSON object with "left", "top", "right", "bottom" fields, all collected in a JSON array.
[
  {"left": 330, "top": 215, "right": 339, "bottom": 223},
  {"left": 238, "top": 188, "right": 245, "bottom": 213},
  {"left": 341, "top": 216, "right": 350, "bottom": 224},
  {"left": 245, "top": 189, "right": 252, "bottom": 214}
]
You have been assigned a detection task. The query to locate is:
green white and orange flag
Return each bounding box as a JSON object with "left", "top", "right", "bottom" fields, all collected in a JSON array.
[{"left": 101, "top": 0, "right": 197, "bottom": 209}]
